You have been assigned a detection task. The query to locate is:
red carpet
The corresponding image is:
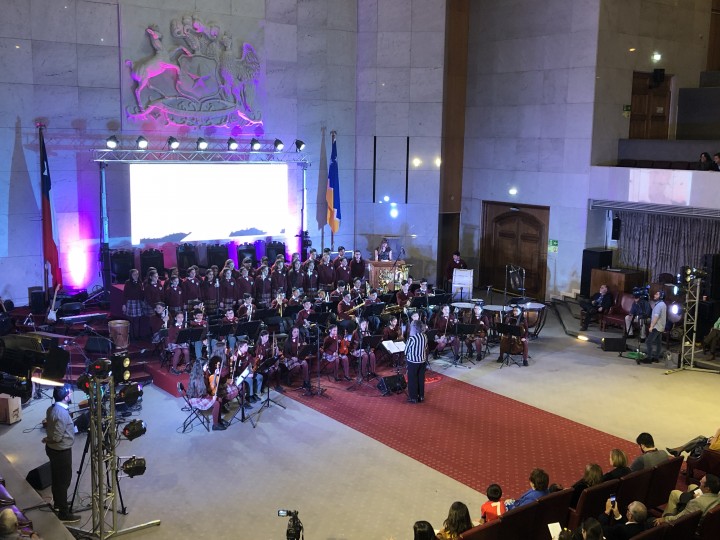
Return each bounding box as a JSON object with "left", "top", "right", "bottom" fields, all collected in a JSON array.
[{"left": 285, "top": 373, "right": 638, "bottom": 497}]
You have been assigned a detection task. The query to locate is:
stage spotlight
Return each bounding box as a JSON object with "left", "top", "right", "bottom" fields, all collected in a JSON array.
[
  {"left": 167, "top": 136, "right": 180, "bottom": 150},
  {"left": 105, "top": 136, "right": 119, "bottom": 149},
  {"left": 135, "top": 136, "right": 148, "bottom": 150},
  {"left": 89, "top": 358, "right": 111, "bottom": 378},
  {"left": 196, "top": 137, "right": 208, "bottom": 151},
  {"left": 122, "top": 419, "right": 147, "bottom": 441},
  {"left": 577, "top": 335, "right": 589, "bottom": 341},
  {"left": 76, "top": 373, "right": 91, "bottom": 394},
  {"left": 116, "top": 382, "right": 142, "bottom": 406},
  {"left": 120, "top": 456, "right": 146, "bottom": 478},
  {"left": 227, "top": 138, "right": 238, "bottom": 151},
  {"left": 274, "top": 138, "right": 284, "bottom": 151},
  {"left": 294, "top": 139, "right": 305, "bottom": 151},
  {"left": 250, "top": 138, "right": 261, "bottom": 151},
  {"left": 111, "top": 353, "right": 131, "bottom": 382}
]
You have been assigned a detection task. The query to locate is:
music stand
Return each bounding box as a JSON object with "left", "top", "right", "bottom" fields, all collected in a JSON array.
[
  {"left": 284, "top": 304, "right": 303, "bottom": 319},
  {"left": 307, "top": 313, "right": 332, "bottom": 398},
  {"left": 229, "top": 366, "right": 255, "bottom": 428},
  {"left": 176, "top": 327, "right": 204, "bottom": 345},
  {"left": 346, "top": 334, "right": 383, "bottom": 391},
  {"left": 363, "top": 302, "right": 386, "bottom": 317},
  {"left": 453, "top": 323, "right": 477, "bottom": 368},
  {"left": 235, "top": 320, "right": 261, "bottom": 342},
  {"left": 495, "top": 323, "right": 524, "bottom": 368},
  {"left": 248, "top": 357, "right": 286, "bottom": 426}
]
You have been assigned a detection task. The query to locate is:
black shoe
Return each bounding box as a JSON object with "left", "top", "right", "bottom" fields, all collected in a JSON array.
[
  {"left": 418, "top": 396, "right": 424, "bottom": 402},
  {"left": 580, "top": 325, "right": 588, "bottom": 331},
  {"left": 666, "top": 447, "right": 679, "bottom": 457},
  {"left": 170, "top": 368, "right": 182, "bottom": 375},
  {"left": 212, "top": 423, "right": 227, "bottom": 431},
  {"left": 334, "top": 376, "right": 340, "bottom": 382},
  {"left": 58, "top": 513, "right": 81, "bottom": 523},
  {"left": 302, "top": 381, "right": 311, "bottom": 389},
  {"left": 496, "top": 356, "right": 504, "bottom": 363},
  {"left": 433, "top": 350, "right": 439, "bottom": 359},
  {"left": 523, "top": 360, "right": 529, "bottom": 367},
  {"left": 476, "top": 354, "right": 482, "bottom": 361},
  {"left": 407, "top": 398, "right": 418, "bottom": 403},
  {"left": 274, "top": 385, "right": 285, "bottom": 393},
  {"left": 252, "top": 395, "right": 261, "bottom": 403},
  {"left": 220, "top": 419, "right": 230, "bottom": 427},
  {"left": 243, "top": 402, "right": 253, "bottom": 409},
  {"left": 221, "top": 403, "right": 230, "bottom": 413},
  {"left": 343, "top": 376, "right": 352, "bottom": 381}
]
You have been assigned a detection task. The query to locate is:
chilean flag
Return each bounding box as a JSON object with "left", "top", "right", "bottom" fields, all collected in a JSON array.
[
  {"left": 326, "top": 132, "right": 341, "bottom": 233},
  {"left": 40, "top": 128, "right": 62, "bottom": 287}
]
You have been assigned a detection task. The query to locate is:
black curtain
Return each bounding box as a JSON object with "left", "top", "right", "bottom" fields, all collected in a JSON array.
[{"left": 616, "top": 211, "right": 720, "bottom": 281}]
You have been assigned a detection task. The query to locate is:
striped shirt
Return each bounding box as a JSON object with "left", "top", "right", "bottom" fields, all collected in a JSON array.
[{"left": 405, "top": 333, "right": 427, "bottom": 364}]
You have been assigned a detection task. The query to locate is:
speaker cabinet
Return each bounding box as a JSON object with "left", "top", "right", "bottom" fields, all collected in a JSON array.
[
  {"left": 703, "top": 254, "right": 720, "bottom": 301},
  {"left": 581, "top": 249, "right": 613, "bottom": 297},
  {"left": 696, "top": 300, "right": 720, "bottom": 341},
  {"left": 25, "top": 462, "right": 52, "bottom": 490},
  {"left": 601, "top": 336, "right": 626, "bottom": 352},
  {"left": 29, "top": 288, "right": 45, "bottom": 315},
  {"left": 376, "top": 374, "right": 407, "bottom": 396}
]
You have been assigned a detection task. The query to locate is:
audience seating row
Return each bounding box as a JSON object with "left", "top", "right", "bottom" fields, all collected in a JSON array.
[
  {"left": 0, "top": 474, "right": 36, "bottom": 536},
  {"left": 687, "top": 449, "right": 720, "bottom": 484},
  {"left": 460, "top": 456, "right": 684, "bottom": 540},
  {"left": 617, "top": 159, "right": 716, "bottom": 171}
]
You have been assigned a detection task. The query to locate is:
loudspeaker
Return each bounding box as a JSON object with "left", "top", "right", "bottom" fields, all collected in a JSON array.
[
  {"left": 377, "top": 374, "right": 407, "bottom": 396},
  {"left": 703, "top": 254, "right": 720, "bottom": 301},
  {"left": 581, "top": 249, "right": 613, "bottom": 297},
  {"left": 601, "top": 336, "right": 626, "bottom": 352},
  {"left": 611, "top": 216, "right": 622, "bottom": 240},
  {"left": 25, "top": 462, "right": 52, "bottom": 490},
  {"left": 696, "top": 300, "right": 720, "bottom": 341},
  {"left": 29, "top": 289, "right": 46, "bottom": 315}
]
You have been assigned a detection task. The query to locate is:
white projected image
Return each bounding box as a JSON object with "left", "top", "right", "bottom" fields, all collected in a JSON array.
[{"left": 129, "top": 163, "right": 290, "bottom": 245}]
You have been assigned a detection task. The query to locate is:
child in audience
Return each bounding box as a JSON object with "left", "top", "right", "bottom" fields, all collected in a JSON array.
[
  {"left": 480, "top": 483, "right": 506, "bottom": 523},
  {"left": 412, "top": 520, "right": 436, "bottom": 540},
  {"left": 436, "top": 501, "right": 473, "bottom": 540}
]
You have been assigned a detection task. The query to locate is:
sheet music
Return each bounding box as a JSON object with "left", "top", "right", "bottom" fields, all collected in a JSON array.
[{"left": 382, "top": 340, "right": 406, "bottom": 353}]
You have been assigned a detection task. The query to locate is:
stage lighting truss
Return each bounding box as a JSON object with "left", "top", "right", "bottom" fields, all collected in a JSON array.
[{"left": 93, "top": 137, "right": 308, "bottom": 166}]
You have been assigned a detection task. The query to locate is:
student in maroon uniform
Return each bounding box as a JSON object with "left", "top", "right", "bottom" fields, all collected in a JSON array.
[
  {"left": 330, "top": 281, "right": 346, "bottom": 302},
  {"left": 287, "top": 287, "right": 303, "bottom": 306},
  {"left": 143, "top": 268, "right": 162, "bottom": 316},
  {"left": 254, "top": 330, "right": 283, "bottom": 393},
  {"left": 218, "top": 267, "right": 236, "bottom": 311},
  {"left": 253, "top": 265, "right": 272, "bottom": 307},
  {"left": 303, "top": 260, "right": 319, "bottom": 297},
  {"left": 302, "top": 248, "right": 318, "bottom": 269},
  {"left": 334, "top": 256, "right": 351, "bottom": 287},
  {"left": 224, "top": 259, "right": 240, "bottom": 279},
  {"left": 235, "top": 266, "right": 254, "bottom": 299},
  {"left": 350, "top": 278, "right": 365, "bottom": 303},
  {"left": 164, "top": 274, "right": 184, "bottom": 317},
  {"left": 322, "top": 324, "right": 351, "bottom": 381},
  {"left": 349, "top": 249, "right": 366, "bottom": 283},
  {"left": 286, "top": 259, "right": 304, "bottom": 295},
  {"left": 270, "top": 259, "right": 287, "bottom": 298},
  {"left": 445, "top": 250, "right": 468, "bottom": 288},
  {"left": 199, "top": 268, "right": 219, "bottom": 316},
  {"left": 317, "top": 253, "right": 336, "bottom": 292},
  {"left": 333, "top": 246, "right": 347, "bottom": 270},
  {"left": 433, "top": 304, "right": 460, "bottom": 361},
  {"left": 188, "top": 308, "right": 208, "bottom": 361},
  {"left": 294, "top": 298, "right": 315, "bottom": 340},
  {"left": 282, "top": 326, "right": 310, "bottom": 389},
  {"left": 122, "top": 268, "right": 144, "bottom": 342},
  {"left": 236, "top": 293, "right": 255, "bottom": 323},
  {"left": 182, "top": 265, "right": 201, "bottom": 309},
  {"left": 336, "top": 291, "right": 357, "bottom": 334},
  {"left": 167, "top": 312, "right": 190, "bottom": 375},
  {"left": 351, "top": 318, "right": 377, "bottom": 378},
  {"left": 241, "top": 257, "right": 255, "bottom": 279}
]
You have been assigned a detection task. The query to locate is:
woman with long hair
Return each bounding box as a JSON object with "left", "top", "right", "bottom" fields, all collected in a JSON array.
[
  {"left": 570, "top": 463, "right": 603, "bottom": 508},
  {"left": 185, "top": 358, "right": 227, "bottom": 431},
  {"left": 436, "top": 501, "right": 472, "bottom": 540},
  {"left": 413, "top": 520, "right": 436, "bottom": 540}
]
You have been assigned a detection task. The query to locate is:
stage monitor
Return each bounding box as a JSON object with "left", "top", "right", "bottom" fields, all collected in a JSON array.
[{"left": 128, "top": 163, "right": 291, "bottom": 245}]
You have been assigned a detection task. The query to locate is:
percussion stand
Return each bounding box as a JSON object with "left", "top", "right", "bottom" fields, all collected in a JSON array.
[{"left": 456, "top": 323, "right": 478, "bottom": 367}]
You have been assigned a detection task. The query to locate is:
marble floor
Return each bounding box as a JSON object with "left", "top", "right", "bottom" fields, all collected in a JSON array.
[{"left": 1, "top": 307, "right": 719, "bottom": 540}]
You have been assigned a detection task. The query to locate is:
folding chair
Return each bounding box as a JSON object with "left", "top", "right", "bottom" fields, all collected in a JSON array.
[{"left": 177, "top": 382, "right": 211, "bottom": 433}]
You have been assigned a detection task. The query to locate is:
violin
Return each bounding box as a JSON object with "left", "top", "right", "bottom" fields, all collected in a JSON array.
[{"left": 338, "top": 331, "right": 350, "bottom": 355}]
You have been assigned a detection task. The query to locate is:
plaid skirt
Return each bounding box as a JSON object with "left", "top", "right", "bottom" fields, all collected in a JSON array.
[
  {"left": 125, "top": 299, "right": 144, "bottom": 318},
  {"left": 143, "top": 301, "right": 156, "bottom": 317},
  {"left": 188, "top": 396, "right": 215, "bottom": 411}
]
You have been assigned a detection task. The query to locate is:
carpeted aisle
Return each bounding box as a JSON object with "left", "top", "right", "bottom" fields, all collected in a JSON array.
[{"left": 287, "top": 371, "right": 638, "bottom": 497}]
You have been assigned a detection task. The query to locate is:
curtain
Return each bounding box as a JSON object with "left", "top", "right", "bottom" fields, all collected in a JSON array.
[{"left": 616, "top": 211, "right": 720, "bottom": 281}]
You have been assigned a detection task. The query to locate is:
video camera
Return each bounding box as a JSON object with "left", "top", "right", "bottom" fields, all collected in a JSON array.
[
  {"left": 278, "top": 509, "right": 303, "bottom": 540},
  {"left": 631, "top": 285, "right": 649, "bottom": 300}
]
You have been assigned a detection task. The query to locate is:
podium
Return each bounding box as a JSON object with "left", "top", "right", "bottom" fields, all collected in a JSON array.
[{"left": 368, "top": 260, "right": 410, "bottom": 291}]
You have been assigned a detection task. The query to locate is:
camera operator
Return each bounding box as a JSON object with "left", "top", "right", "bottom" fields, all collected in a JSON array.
[{"left": 625, "top": 288, "right": 651, "bottom": 339}]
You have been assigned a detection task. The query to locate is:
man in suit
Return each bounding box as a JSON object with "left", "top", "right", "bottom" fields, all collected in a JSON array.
[
  {"left": 598, "top": 499, "right": 646, "bottom": 540},
  {"left": 655, "top": 473, "right": 720, "bottom": 526},
  {"left": 579, "top": 284, "right": 613, "bottom": 331}
]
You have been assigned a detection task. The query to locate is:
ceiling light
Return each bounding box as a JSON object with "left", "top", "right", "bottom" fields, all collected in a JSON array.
[
  {"left": 227, "top": 138, "right": 238, "bottom": 151},
  {"left": 250, "top": 138, "right": 261, "bottom": 151},
  {"left": 295, "top": 139, "right": 305, "bottom": 151},
  {"left": 135, "top": 136, "right": 148, "bottom": 150},
  {"left": 509, "top": 187, "right": 518, "bottom": 196},
  {"left": 196, "top": 138, "right": 208, "bottom": 151},
  {"left": 435, "top": 157, "right": 442, "bottom": 167},
  {"left": 167, "top": 137, "right": 180, "bottom": 150},
  {"left": 412, "top": 157, "right": 422, "bottom": 167},
  {"left": 105, "top": 136, "right": 119, "bottom": 149},
  {"left": 651, "top": 51, "right": 662, "bottom": 63},
  {"left": 274, "top": 138, "right": 284, "bottom": 151}
]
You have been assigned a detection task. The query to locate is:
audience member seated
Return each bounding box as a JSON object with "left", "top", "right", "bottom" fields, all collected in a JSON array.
[
  {"left": 579, "top": 284, "right": 613, "bottom": 331},
  {"left": 436, "top": 501, "right": 473, "bottom": 540},
  {"left": 702, "top": 317, "right": 720, "bottom": 360},
  {"left": 630, "top": 432, "right": 669, "bottom": 471},
  {"left": 666, "top": 427, "right": 720, "bottom": 459},
  {"left": 505, "top": 468, "right": 550, "bottom": 510},
  {"left": 654, "top": 473, "right": 720, "bottom": 526},
  {"left": 602, "top": 449, "right": 631, "bottom": 482},
  {"left": 699, "top": 152, "right": 718, "bottom": 171},
  {"left": 0, "top": 507, "right": 41, "bottom": 540},
  {"left": 597, "top": 499, "right": 646, "bottom": 540},
  {"left": 413, "top": 520, "right": 436, "bottom": 540},
  {"left": 714, "top": 153, "right": 720, "bottom": 170},
  {"left": 570, "top": 464, "right": 604, "bottom": 508},
  {"left": 580, "top": 517, "right": 603, "bottom": 540},
  {"left": 480, "top": 483, "right": 506, "bottom": 524}
]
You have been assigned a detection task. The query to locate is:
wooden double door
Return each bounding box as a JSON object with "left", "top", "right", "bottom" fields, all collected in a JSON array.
[{"left": 480, "top": 202, "right": 549, "bottom": 301}]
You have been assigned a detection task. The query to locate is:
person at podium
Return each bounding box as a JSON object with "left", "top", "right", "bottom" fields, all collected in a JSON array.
[
  {"left": 374, "top": 238, "right": 392, "bottom": 261},
  {"left": 444, "top": 250, "right": 467, "bottom": 287}
]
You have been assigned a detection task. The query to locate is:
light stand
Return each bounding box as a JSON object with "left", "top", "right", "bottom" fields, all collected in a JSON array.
[
  {"left": 67, "top": 374, "right": 160, "bottom": 539},
  {"left": 666, "top": 277, "right": 720, "bottom": 375}
]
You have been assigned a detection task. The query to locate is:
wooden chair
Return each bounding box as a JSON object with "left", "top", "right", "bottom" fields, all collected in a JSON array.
[
  {"left": 662, "top": 510, "right": 702, "bottom": 540},
  {"left": 601, "top": 292, "right": 635, "bottom": 331},
  {"left": 686, "top": 449, "right": 720, "bottom": 484},
  {"left": 567, "top": 479, "right": 619, "bottom": 530},
  {"left": 615, "top": 468, "right": 653, "bottom": 512},
  {"left": 535, "top": 488, "right": 574, "bottom": 540},
  {"left": 645, "top": 456, "right": 683, "bottom": 512},
  {"left": 459, "top": 519, "right": 503, "bottom": 540},
  {"left": 696, "top": 503, "right": 720, "bottom": 540}
]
